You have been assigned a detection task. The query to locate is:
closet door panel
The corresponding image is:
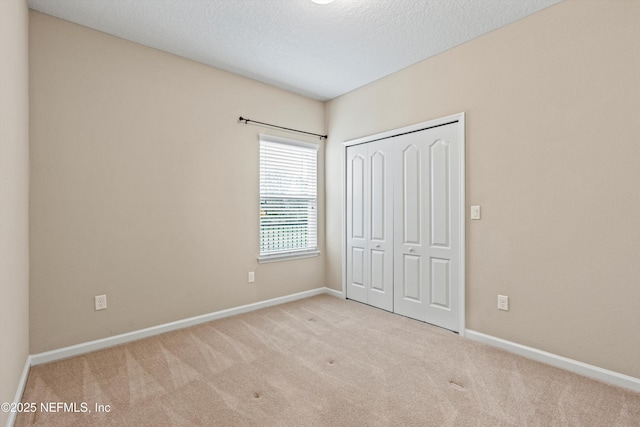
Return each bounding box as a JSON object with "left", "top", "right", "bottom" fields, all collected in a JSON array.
[
  {"left": 370, "top": 151, "right": 386, "bottom": 241},
  {"left": 346, "top": 145, "right": 368, "bottom": 304},
  {"left": 393, "top": 123, "right": 461, "bottom": 330},
  {"left": 394, "top": 135, "right": 428, "bottom": 321},
  {"left": 430, "top": 140, "right": 450, "bottom": 248},
  {"left": 424, "top": 124, "right": 461, "bottom": 331},
  {"left": 430, "top": 257, "right": 450, "bottom": 308},
  {"left": 367, "top": 140, "right": 393, "bottom": 311},
  {"left": 401, "top": 145, "right": 421, "bottom": 245},
  {"left": 351, "top": 247, "right": 366, "bottom": 288},
  {"left": 370, "top": 249, "right": 385, "bottom": 291},
  {"left": 402, "top": 254, "right": 421, "bottom": 301}
]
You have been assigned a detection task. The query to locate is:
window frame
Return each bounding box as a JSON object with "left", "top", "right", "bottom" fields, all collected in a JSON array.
[{"left": 258, "top": 134, "right": 320, "bottom": 263}]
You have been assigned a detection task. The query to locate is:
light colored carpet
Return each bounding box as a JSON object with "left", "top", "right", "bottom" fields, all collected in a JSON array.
[{"left": 16, "top": 295, "right": 640, "bottom": 426}]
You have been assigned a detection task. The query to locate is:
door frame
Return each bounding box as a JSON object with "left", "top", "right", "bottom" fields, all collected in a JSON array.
[{"left": 341, "top": 112, "right": 466, "bottom": 336}]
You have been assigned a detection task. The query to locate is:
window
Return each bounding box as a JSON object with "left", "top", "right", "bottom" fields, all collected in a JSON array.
[{"left": 259, "top": 134, "right": 319, "bottom": 262}]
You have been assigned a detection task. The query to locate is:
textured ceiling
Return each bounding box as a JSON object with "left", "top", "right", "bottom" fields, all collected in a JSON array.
[{"left": 27, "top": 0, "right": 562, "bottom": 101}]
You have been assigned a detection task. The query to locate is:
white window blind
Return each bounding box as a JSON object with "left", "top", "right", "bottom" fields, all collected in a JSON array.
[{"left": 259, "top": 134, "right": 319, "bottom": 262}]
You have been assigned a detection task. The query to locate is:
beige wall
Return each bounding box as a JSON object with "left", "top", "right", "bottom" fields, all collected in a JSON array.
[
  {"left": 29, "top": 12, "right": 326, "bottom": 353},
  {"left": 326, "top": 0, "right": 640, "bottom": 379},
  {"left": 0, "top": 0, "right": 30, "bottom": 424}
]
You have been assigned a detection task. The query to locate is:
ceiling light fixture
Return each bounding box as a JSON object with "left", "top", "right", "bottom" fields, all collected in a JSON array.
[{"left": 311, "top": 0, "right": 334, "bottom": 4}]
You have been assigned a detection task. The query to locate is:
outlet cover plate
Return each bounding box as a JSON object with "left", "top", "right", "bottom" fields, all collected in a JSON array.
[
  {"left": 95, "top": 295, "right": 107, "bottom": 311},
  {"left": 498, "top": 295, "right": 509, "bottom": 311},
  {"left": 470, "top": 205, "right": 481, "bottom": 220}
]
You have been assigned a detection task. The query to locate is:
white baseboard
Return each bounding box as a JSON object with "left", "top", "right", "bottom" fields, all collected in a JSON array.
[
  {"left": 324, "top": 287, "right": 344, "bottom": 298},
  {"left": 31, "top": 287, "right": 340, "bottom": 366},
  {"left": 6, "top": 356, "right": 31, "bottom": 427},
  {"left": 466, "top": 330, "right": 640, "bottom": 393}
]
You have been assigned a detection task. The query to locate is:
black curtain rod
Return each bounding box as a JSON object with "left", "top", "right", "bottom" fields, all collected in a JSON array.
[{"left": 238, "top": 116, "right": 327, "bottom": 140}]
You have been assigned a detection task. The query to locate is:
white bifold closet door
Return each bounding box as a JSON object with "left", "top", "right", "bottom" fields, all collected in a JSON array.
[
  {"left": 346, "top": 140, "right": 394, "bottom": 312},
  {"left": 346, "top": 120, "right": 462, "bottom": 332},
  {"left": 393, "top": 123, "right": 461, "bottom": 332}
]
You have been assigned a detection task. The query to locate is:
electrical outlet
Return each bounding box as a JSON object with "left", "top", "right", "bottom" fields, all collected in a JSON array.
[
  {"left": 248, "top": 272, "right": 255, "bottom": 283},
  {"left": 498, "top": 295, "right": 509, "bottom": 311},
  {"left": 95, "top": 294, "right": 107, "bottom": 311}
]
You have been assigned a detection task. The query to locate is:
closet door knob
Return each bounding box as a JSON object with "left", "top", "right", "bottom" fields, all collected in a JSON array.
[
  {"left": 409, "top": 248, "right": 415, "bottom": 253},
  {"left": 375, "top": 244, "right": 381, "bottom": 248}
]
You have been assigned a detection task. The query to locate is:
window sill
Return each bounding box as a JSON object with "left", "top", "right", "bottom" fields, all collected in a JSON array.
[{"left": 258, "top": 251, "right": 320, "bottom": 264}]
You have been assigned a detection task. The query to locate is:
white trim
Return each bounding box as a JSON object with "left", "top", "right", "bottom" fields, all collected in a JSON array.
[
  {"left": 324, "top": 287, "right": 344, "bottom": 298},
  {"left": 258, "top": 250, "right": 320, "bottom": 263},
  {"left": 6, "top": 356, "right": 31, "bottom": 427},
  {"left": 30, "top": 287, "right": 339, "bottom": 366},
  {"left": 341, "top": 113, "right": 466, "bottom": 335},
  {"left": 342, "top": 112, "right": 465, "bottom": 148},
  {"left": 457, "top": 113, "right": 466, "bottom": 337},
  {"left": 341, "top": 135, "right": 347, "bottom": 298},
  {"left": 466, "top": 330, "right": 640, "bottom": 393}
]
